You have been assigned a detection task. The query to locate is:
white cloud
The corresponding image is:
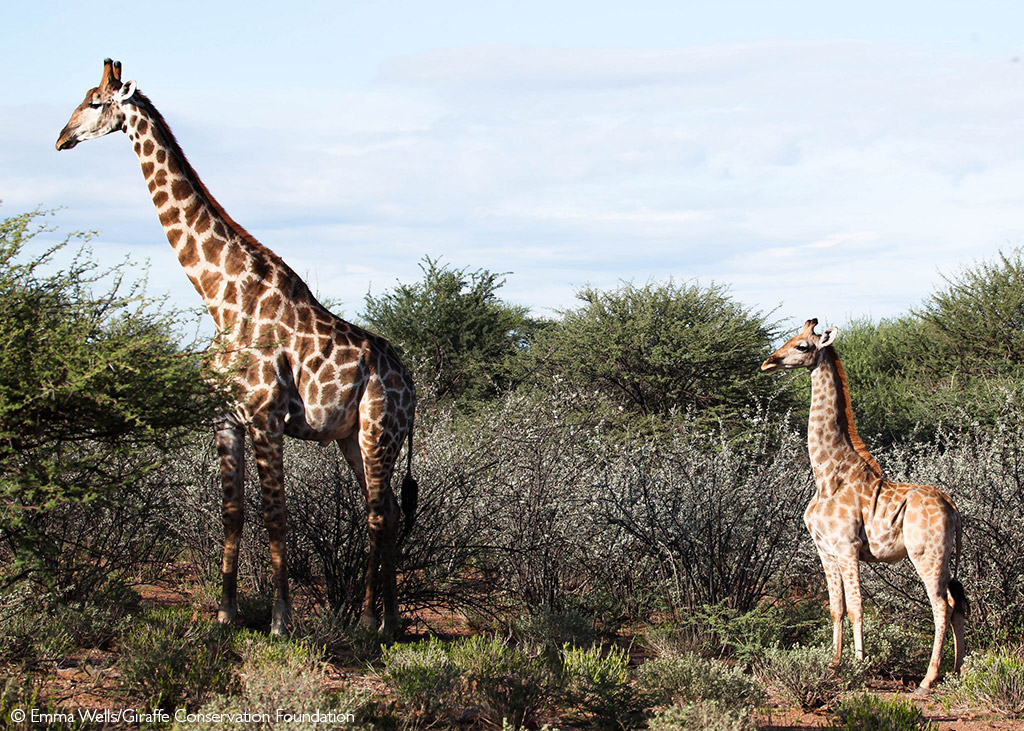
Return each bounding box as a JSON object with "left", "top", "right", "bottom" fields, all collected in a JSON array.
[{"left": 5, "top": 40, "right": 1024, "bottom": 330}]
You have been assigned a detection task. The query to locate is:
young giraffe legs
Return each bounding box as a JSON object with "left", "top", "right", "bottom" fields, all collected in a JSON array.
[
  {"left": 907, "top": 498, "right": 966, "bottom": 693},
  {"left": 909, "top": 543, "right": 956, "bottom": 692},
  {"left": 837, "top": 546, "right": 866, "bottom": 662},
  {"left": 215, "top": 417, "right": 245, "bottom": 626},
  {"left": 951, "top": 590, "right": 967, "bottom": 674},
  {"left": 917, "top": 579, "right": 951, "bottom": 693},
  {"left": 249, "top": 418, "right": 291, "bottom": 637},
  {"left": 817, "top": 547, "right": 847, "bottom": 666}
]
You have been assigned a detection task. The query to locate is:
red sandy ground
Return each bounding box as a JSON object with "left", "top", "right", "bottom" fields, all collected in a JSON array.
[{"left": 13, "top": 580, "right": 1023, "bottom": 730}]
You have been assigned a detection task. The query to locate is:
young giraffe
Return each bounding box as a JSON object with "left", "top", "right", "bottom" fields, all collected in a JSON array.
[
  {"left": 56, "top": 59, "right": 418, "bottom": 638},
  {"left": 762, "top": 319, "right": 967, "bottom": 692}
]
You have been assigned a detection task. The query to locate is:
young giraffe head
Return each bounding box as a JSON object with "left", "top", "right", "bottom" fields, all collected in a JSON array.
[
  {"left": 56, "top": 59, "right": 137, "bottom": 150},
  {"left": 761, "top": 318, "right": 838, "bottom": 372}
]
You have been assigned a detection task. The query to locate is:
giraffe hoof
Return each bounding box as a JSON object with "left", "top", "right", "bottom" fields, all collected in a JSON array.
[
  {"left": 379, "top": 616, "right": 401, "bottom": 641},
  {"left": 216, "top": 606, "right": 237, "bottom": 625},
  {"left": 270, "top": 601, "right": 291, "bottom": 637},
  {"left": 360, "top": 611, "right": 379, "bottom": 631},
  {"left": 913, "top": 684, "right": 931, "bottom": 696}
]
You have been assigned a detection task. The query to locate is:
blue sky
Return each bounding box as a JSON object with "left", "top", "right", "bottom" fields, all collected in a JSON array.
[{"left": 3, "top": 1, "right": 1024, "bottom": 332}]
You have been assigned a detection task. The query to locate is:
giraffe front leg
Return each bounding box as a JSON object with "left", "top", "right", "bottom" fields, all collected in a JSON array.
[
  {"left": 215, "top": 417, "right": 245, "bottom": 626},
  {"left": 817, "top": 549, "right": 847, "bottom": 667},
  {"left": 836, "top": 547, "right": 865, "bottom": 663},
  {"left": 250, "top": 422, "right": 291, "bottom": 637}
]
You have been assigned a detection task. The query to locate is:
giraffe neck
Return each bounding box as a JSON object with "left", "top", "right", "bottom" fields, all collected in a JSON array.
[
  {"left": 808, "top": 347, "right": 882, "bottom": 489},
  {"left": 121, "top": 92, "right": 291, "bottom": 334}
]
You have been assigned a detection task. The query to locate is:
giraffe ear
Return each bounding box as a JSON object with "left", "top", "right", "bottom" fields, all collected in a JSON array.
[
  {"left": 114, "top": 80, "right": 137, "bottom": 103},
  {"left": 819, "top": 327, "right": 839, "bottom": 348}
]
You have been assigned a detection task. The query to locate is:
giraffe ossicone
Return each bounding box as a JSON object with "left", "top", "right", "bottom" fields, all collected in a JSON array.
[
  {"left": 57, "top": 59, "right": 418, "bottom": 638},
  {"left": 762, "top": 318, "right": 967, "bottom": 693}
]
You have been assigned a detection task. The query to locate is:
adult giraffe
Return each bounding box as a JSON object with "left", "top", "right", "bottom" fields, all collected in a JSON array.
[
  {"left": 762, "top": 319, "right": 967, "bottom": 692},
  {"left": 57, "top": 59, "right": 417, "bottom": 638}
]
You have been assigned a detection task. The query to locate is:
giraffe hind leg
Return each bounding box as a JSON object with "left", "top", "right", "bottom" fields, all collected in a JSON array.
[
  {"left": 338, "top": 436, "right": 378, "bottom": 629},
  {"left": 215, "top": 418, "right": 245, "bottom": 626},
  {"left": 911, "top": 557, "right": 953, "bottom": 693},
  {"left": 916, "top": 590, "right": 951, "bottom": 694},
  {"left": 361, "top": 460, "right": 401, "bottom": 638},
  {"left": 341, "top": 433, "right": 402, "bottom": 637},
  {"left": 949, "top": 578, "right": 969, "bottom": 675}
]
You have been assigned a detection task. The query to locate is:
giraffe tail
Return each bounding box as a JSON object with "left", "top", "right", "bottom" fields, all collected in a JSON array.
[
  {"left": 399, "top": 425, "right": 418, "bottom": 542},
  {"left": 948, "top": 517, "right": 969, "bottom": 618},
  {"left": 948, "top": 578, "right": 969, "bottom": 619}
]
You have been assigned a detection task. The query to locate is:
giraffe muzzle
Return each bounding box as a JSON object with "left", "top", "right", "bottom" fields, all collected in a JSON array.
[{"left": 56, "top": 127, "right": 79, "bottom": 151}]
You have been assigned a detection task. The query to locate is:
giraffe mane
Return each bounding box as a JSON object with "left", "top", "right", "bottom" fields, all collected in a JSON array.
[
  {"left": 131, "top": 90, "right": 308, "bottom": 292},
  {"left": 824, "top": 346, "right": 882, "bottom": 477}
]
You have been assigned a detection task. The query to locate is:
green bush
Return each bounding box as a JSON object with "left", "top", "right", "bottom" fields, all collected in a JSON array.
[
  {"left": 674, "top": 600, "right": 824, "bottom": 665},
  {"left": 637, "top": 652, "right": 766, "bottom": 711},
  {"left": 1, "top": 676, "right": 84, "bottom": 730},
  {"left": 380, "top": 635, "right": 551, "bottom": 729},
  {"left": 118, "top": 606, "right": 237, "bottom": 711},
  {"left": 646, "top": 700, "right": 757, "bottom": 731},
  {"left": 858, "top": 618, "right": 934, "bottom": 680},
  {"left": 0, "top": 583, "right": 135, "bottom": 664},
  {"left": 293, "top": 604, "right": 385, "bottom": 662},
  {"left": 838, "top": 249, "right": 1024, "bottom": 444},
  {"left": 362, "top": 257, "right": 542, "bottom": 406},
  {"left": 511, "top": 607, "right": 599, "bottom": 654},
  {"left": 186, "top": 635, "right": 392, "bottom": 730},
  {"left": 558, "top": 643, "right": 639, "bottom": 728},
  {"left": 519, "top": 279, "right": 790, "bottom": 433},
  {"left": 760, "top": 644, "right": 866, "bottom": 711},
  {"left": 832, "top": 317, "right": 933, "bottom": 445},
  {"left": 0, "top": 587, "right": 73, "bottom": 664},
  {"left": 450, "top": 635, "right": 551, "bottom": 729},
  {"left": 945, "top": 648, "right": 1024, "bottom": 716},
  {"left": 0, "top": 208, "right": 226, "bottom": 600},
  {"left": 829, "top": 693, "right": 935, "bottom": 730},
  {"left": 380, "top": 637, "right": 461, "bottom": 721}
]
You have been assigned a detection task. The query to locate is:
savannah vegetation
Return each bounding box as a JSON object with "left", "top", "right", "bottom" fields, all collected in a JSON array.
[{"left": 4, "top": 205, "right": 1024, "bottom": 728}]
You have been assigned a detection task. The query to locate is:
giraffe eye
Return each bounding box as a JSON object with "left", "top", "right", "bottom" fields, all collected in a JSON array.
[{"left": 795, "top": 343, "right": 811, "bottom": 352}]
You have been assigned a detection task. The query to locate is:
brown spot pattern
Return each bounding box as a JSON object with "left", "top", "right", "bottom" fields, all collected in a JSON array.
[
  {"left": 70, "top": 73, "right": 418, "bottom": 640},
  {"left": 763, "top": 320, "right": 966, "bottom": 691}
]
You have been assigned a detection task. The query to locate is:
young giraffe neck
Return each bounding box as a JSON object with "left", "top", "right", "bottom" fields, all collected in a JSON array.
[
  {"left": 808, "top": 347, "right": 882, "bottom": 492},
  {"left": 121, "top": 92, "right": 293, "bottom": 335}
]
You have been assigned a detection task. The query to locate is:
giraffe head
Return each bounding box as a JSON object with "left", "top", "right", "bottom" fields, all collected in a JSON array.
[
  {"left": 761, "top": 318, "right": 838, "bottom": 372},
  {"left": 56, "top": 59, "right": 138, "bottom": 151}
]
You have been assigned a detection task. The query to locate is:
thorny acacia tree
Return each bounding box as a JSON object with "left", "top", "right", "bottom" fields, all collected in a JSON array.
[
  {"left": 520, "top": 280, "right": 790, "bottom": 432},
  {"left": 0, "top": 208, "right": 225, "bottom": 597},
  {"left": 362, "top": 257, "right": 543, "bottom": 407},
  {"left": 835, "top": 250, "right": 1024, "bottom": 445}
]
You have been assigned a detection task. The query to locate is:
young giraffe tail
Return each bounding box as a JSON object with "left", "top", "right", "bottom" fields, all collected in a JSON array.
[
  {"left": 948, "top": 578, "right": 969, "bottom": 619},
  {"left": 398, "top": 423, "right": 418, "bottom": 544},
  {"left": 949, "top": 518, "right": 970, "bottom": 619}
]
